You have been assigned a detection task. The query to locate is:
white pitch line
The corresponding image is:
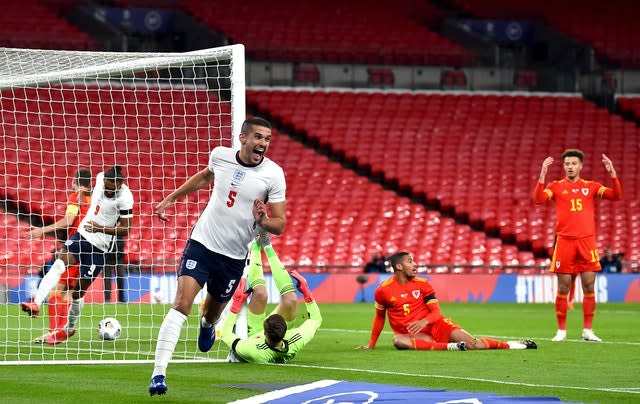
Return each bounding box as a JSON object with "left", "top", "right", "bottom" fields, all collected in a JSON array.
[{"left": 279, "top": 363, "right": 640, "bottom": 395}]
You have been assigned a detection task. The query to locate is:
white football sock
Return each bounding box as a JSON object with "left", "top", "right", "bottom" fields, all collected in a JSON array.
[
  {"left": 152, "top": 308, "right": 187, "bottom": 377},
  {"left": 33, "top": 259, "right": 66, "bottom": 306},
  {"left": 507, "top": 341, "right": 526, "bottom": 349}
]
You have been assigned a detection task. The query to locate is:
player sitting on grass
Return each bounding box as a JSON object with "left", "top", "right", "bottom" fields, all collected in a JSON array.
[
  {"left": 359, "top": 251, "right": 537, "bottom": 351},
  {"left": 221, "top": 232, "right": 322, "bottom": 363}
]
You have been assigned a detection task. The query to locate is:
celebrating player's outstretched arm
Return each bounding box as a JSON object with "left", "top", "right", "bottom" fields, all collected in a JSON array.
[
  {"left": 601, "top": 153, "right": 616, "bottom": 177},
  {"left": 538, "top": 156, "right": 554, "bottom": 183},
  {"left": 156, "top": 167, "right": 215, "bottom": 222}
]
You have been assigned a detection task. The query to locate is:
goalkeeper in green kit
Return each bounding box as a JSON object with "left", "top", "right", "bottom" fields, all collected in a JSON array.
[{"left": 221, "top": 231, "right": 322, "bottom": 363}]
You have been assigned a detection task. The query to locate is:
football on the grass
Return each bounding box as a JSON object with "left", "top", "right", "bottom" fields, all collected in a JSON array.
[{"left": 97, "top": 317, "right": 122, "bottom": 341}]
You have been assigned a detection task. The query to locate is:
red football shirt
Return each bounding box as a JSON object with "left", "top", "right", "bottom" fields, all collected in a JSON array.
[
  {"left": 65, "top": 191, "right": 91, "bottom": 238},
  {"left": 534, "top": 177, "right": 622, "bottom": 239},
  {"left": 374, "top": 276, "right": 438, "bottom": 335}
]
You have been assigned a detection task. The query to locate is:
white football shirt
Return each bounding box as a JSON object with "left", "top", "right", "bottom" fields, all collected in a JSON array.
[
  {"left": 190, "top": 146, "right": 286, "bottom": 259},
  {"left": 78, "top": 172, "right": 135, "bottom": 252}
]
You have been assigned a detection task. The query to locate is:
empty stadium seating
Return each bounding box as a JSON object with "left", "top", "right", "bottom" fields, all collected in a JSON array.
[
  {"left": 179, "top": 0, "right": 474, "bottom": 66},
  {"left": 267, "top": 133, "right": 537, "bottom": 267},
  {"left": 367, "top": 68, "right": 395, "bottom": 88},
  {"left": 0, "top": 210, "right": 58, "bottom": 267},
  {"left": 0, "top": 0, "right": 98, "bottom": 50},
  {"left": 4, "top": 85, "right": 638, "bottom": 267},
  {"left": 249, "top": 89, "right": 639, "bottom": 264},
  {"left": 1, "top": 83, "right": 548, "bottom": 268},
  {"left": 617, "top": 96, "right": 640, "bottom": 119},
  {"left": 1, "top": 85, "right": 226, "bottom": 266},
  {"left": 294, "top": 64, "right": 321, "bottom": 86},
  {"left": 451, "top": 0, "right": 640, "bottom": 68},
  {"left": 513, "top": 70, "right": 538, "bottom": 90}
]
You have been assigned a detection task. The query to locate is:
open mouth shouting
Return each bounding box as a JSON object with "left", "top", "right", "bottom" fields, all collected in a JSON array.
[{"left": 251, "top": 147, "right": 265, "bottom": 163}]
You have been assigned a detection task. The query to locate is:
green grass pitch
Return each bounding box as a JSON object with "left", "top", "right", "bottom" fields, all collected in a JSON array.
[{"left": 0, "top": 302, "right": 638, "bottom": 403}]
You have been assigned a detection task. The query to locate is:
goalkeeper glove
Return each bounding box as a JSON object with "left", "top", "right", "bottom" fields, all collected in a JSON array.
[
  {"left": 230, "top": 278, "right": 252, "bottom": 314},
  {"left": 289, "top": 270, "right": 313, "bottom": 303}
]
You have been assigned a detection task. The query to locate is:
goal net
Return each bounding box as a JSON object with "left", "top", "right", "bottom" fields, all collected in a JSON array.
[{"left": 0, "top": 44, "right": 245, "bottom": 364}]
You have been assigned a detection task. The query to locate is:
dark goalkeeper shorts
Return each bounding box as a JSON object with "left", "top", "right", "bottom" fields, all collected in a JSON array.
[{"left": 177, "top": 239, "right": 245, "bottom": 303}]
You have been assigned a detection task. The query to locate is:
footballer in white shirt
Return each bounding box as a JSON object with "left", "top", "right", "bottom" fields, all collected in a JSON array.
[
  {"left": 42, "top": 165, "right": 134, "bottom": 345},
  {"left": 149, "top": 117, "right": 287, "bottom": 396}
]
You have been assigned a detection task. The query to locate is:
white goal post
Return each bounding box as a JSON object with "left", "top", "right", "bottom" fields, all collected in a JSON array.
[{"left": 0, "top": 44, "right": 245, "bottom": 364}]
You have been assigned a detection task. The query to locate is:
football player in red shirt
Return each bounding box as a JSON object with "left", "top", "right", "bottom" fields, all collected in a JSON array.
[
  {"left": 22, "top": 169, "right": 92, "bottom": 340},
  {"left": 534, "top": 149, "right": 622, "bottom": 342},
  {"left": 359, "top": 252, "right": 536, "bottom": 351}
]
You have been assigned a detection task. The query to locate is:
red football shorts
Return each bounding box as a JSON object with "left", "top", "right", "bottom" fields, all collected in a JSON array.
[
  {"left": 424, "top": 317, "right": 460, "bottom": 343},
  {"left": 58, "top": 263, "right": 79, "bottom": 288},
  {"left": 550, "top": 235, "right": 602, "bottom": 274}
]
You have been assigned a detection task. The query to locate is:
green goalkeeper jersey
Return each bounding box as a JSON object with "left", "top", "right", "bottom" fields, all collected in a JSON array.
[{"left": 221, "top": 302, "right": 322, "bottom": 364}]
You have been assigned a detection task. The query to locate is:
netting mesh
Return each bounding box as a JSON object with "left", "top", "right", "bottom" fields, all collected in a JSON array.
[{"left": 0, "top": 44, "right": 245, "bottom": 363}]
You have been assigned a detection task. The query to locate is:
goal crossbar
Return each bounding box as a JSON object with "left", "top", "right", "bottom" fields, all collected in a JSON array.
[{"left": 0, "top": 44, "right": 246, "bottom": 364}]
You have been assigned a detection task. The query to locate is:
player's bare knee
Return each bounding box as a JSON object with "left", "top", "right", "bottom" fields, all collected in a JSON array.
[
  {"left": 172, "top": 300, "right": 193, "bottom": 316},
  {"left": 392, "top": 336, "right": 410, "bottom": 350},
  {"left": 581, "top": 279, "right": 596, "bottom": 292},
  {"left": 281, "top": 293, "right": 298, "bottom": 317},
  {"left": 251, "top": 286, "right": 268, "bottom": 305}
]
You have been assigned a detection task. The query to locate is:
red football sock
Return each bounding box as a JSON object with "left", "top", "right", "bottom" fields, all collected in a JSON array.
[
  {"left": 555, "top": 292, "right": 568, "bottom": 330},
  {"left": 479, "top": 338, "right": 510, "bottom": 349},
  {"left": 48, "top": 293, "right": 70, "bottom": 331},
  {"left": 48, "top": 293, "right": 61, "bottom": 332},
  {"left": 412, "top": 338, "right": 448, "bottom": 350},
  {"left": 583, "top": 292, "right": 596, "bottom": 329}
]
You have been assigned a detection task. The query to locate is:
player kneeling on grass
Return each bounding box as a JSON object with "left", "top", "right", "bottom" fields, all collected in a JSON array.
[
  {"left": 358, "top": 251, "right": 536, "bottom": 351},
  {"left": 221, "top": 233, "right": 322, "bottom": 363}
]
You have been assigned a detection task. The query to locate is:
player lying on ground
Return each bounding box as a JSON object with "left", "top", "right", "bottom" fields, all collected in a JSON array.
[
  {"left": 359, "top": 251, "right": 537, "bottom": 351},
  {"left": 221, "top": 232, "right": 322, "bottom": 363}
]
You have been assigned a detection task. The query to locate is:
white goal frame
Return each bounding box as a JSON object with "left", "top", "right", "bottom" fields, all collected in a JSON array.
[{"left": 0, "top": 44, "right": 246, "bottom": 365}]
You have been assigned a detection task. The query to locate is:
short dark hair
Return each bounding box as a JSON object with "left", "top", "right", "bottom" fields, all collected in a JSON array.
[
  {"left": 388, "top": 251, "right": 410, "bottom": 272},
  {"left": 561, "top": 149, "right": 584, "bottom": 163},
  {"left": 74, "top": 168, "right": 92, "bottom": 189},
  {"left": 104, "top": 165, "right": 125, "bottom": 182},
  {"left": 241, "top": 117, "right": 272, "bottom": 134},
  {"left": 264, "top": 314, "right": 287, "bottom": 346}
]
